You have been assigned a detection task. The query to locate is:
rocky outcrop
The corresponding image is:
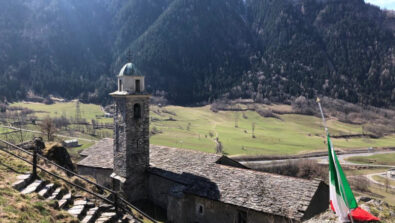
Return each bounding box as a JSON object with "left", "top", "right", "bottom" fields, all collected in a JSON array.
[
  {"left": 304, "top": 197, "right": 394, "bottom": 223},
  {"left": 43, "top": 142, "right": 75, "bottom": 173}
]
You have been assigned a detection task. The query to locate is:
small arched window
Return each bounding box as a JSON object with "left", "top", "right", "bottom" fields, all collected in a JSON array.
[
  {"left": 118, "top": 79, "right": 123, "bottom": 91},
  {"left": 134, "top": 103, "right": 141, "bottom": 119}
]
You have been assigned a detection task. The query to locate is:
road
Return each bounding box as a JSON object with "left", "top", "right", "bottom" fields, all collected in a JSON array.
[
  {"left": 0, "top": 125, "right": 99, "bottom": 143},
  {"left": 366, "top": 172, "right": 395, "bottom": 189},
  {"left": 240, "top": 150, "right": 395, "bottom": 168}
]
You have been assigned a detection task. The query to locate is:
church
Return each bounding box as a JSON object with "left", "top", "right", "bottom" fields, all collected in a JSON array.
[{"left": 77, "top": 62, "right": 329, "bottom": 223}]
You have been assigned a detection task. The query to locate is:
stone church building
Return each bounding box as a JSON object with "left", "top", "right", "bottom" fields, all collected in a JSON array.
[{"left": 77, "top": 62, "right": 329, "bottom": 223}]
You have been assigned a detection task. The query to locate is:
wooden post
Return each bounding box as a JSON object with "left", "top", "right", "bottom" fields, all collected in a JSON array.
[
  {"left": 32, "top": 146, "right": 37, "bottom": 179},
  {"left": 113, "top": 191, "right": 120, "bottom": 217}
]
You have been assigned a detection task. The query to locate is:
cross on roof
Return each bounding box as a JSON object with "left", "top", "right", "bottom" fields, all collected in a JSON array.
[{"left": 127, "top": 49, "right": 132, "bottom": 63}]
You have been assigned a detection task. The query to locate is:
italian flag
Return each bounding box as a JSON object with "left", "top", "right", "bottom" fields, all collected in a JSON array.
[
  {"left": 327, "top": 134, "right": 357, "bottom": 222},
  {"left": 327, "top": 134, "right": 380, "bottom": 222}
]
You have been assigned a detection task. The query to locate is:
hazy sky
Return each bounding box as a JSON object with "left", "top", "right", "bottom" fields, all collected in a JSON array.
[{"left": 365, "top": 0, "right": 395, "bottom": 10}]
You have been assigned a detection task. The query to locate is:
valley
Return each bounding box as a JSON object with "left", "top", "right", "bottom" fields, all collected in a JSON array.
[{"left": 3, "top": 101, "right": 394, "bottom": 157}]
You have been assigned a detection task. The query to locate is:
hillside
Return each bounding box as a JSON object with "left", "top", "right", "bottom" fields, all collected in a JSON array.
[
  {"left": 0, "top": 0, "right": 394, "bottom": 106},
  {"left": 0, "top": 150, "right": 76, "bottom": 222},
  {"left": 5, "top": 100, "right": 395, "bottom": 156}
]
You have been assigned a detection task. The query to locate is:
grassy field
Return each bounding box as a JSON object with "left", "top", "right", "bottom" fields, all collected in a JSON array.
[
  {"left": 150, "top": 105, "right": 395, "bottom": 155},
  {"left": 10, "top": 102, "right": 395, "bottom": 156},
  {"left": 347, "top": 153, "right": 395, "bottom": 166},
  {"left": 11, "top": 101, "right": 113, "bottom": 124}
]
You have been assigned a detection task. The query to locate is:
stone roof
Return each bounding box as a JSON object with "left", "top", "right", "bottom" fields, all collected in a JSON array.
[
  {"left": 78, "top": 138, "right": 113, "bottom": 169},
  {"left": 77, "top": 139, "right": 323, "bottom": 220}
]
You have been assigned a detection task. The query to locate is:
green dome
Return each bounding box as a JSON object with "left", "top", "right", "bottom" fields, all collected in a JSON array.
[{"left": 118, "top": 63, "right": 142, "bottom": 76}]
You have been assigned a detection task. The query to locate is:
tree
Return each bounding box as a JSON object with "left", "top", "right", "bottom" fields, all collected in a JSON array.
[
  {"left": 385, "top": 176, "right": 390, "bottom": 192},
  {"left": 186, "top": 122, "right": 191, "bottom": 131},
  {"left": 215, "top": 137, "right": 223, "bottom": 154},
  {"left": 16, "top": 111, "right": 26, "bottom": 143},
  {"left": 91, "top": 119, "right": 97, "bottom": 136},
  {"left": 40, "top": 116, "right": 57, "bottom": 141},
  {"left": 234, "top": 111, "right": 240, "bottom": 128},
  {"left": 252, "top": 122, "right": 256, "bottom": 138}
]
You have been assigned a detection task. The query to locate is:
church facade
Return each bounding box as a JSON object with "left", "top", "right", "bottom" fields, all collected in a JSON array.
[{"left": 77, "top": 62, "right": 329, "bottom": 223}]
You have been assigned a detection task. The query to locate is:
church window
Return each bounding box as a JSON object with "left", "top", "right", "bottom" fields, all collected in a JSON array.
[
  {"left": 135, "top": 79, "right": 141, "bottom": 92},
  {"left": 237, "top": 210, "right": 247, "bottom": 223},
  {"left": 196, "top": 203, "right": 204, "bottom": 216},
  {"left": 134, "top": 103, "right": 141, "bottom": 119}
]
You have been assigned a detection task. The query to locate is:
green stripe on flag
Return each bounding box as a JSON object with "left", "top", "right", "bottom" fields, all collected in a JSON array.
[{"left": 327, "top": 135, "right": 358, "bottom": 209}]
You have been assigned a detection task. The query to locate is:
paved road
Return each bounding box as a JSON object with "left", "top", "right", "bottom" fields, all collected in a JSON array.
[
  {"left": 0, "top": 125, "right": 99, "bottom": 143},
  {"left": 366, "top": 172, "right": 395, "bottom": 189},
  {"left": 240, "top": 150, "right": 395, "bottom": 168},
  {"left": 316, "top": 151, "right": 395, "bottom": 168}
]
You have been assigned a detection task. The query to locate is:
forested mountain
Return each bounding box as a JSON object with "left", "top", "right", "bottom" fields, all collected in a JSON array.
[{"left": 0, "top": 0, "right": 394, "bottom": 106}]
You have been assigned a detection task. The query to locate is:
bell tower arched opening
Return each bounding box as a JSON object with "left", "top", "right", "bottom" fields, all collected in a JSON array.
[{"left": 134, "top": 103, "right": 141, "bottom": 119}]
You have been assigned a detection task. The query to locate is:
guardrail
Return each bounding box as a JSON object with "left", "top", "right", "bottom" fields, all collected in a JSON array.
[{"left": 0, "top": 139, "right": 157, "bottom": 223}]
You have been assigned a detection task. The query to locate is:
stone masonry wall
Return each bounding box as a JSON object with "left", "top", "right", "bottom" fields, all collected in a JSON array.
[
  {"left": 168, "top": 193, "right": 295, "bottom": 223},
  {"left": 113, "top": 94, "right": 150, "bottom": 202},
  {"left": 77, "top": 166, "right": 112, "bottom": 188}
]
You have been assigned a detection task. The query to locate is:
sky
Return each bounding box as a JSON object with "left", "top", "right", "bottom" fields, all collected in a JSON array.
[{"left": 365, "top": 0, "right": 395, "bottom": 10}]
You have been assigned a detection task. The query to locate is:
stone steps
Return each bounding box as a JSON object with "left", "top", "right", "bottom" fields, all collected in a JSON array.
[
  {"left": 96, "top": 212, "right": 118, "bottom": 223},
  {"left": 68, "top": 199, "right": 95, "bottom": 220},
  {"left": 82, "top": 207, "right": 101, "bottom": 223},
  {"left": 21, "top": 179, "right": 46, "bottom": 194},
  {"left": 47, "top": 187, "right": 66, "bottom": 200},
  {"left": 12, "top": 174, "right": 33, "bottom": 190},
  {"left": 58, "top": 192, "right": 73, "bottom": 209},
  {"left": 38, "top": 183, "right": 56, "bottom": 198},
  {"left": 12, "top": 174, "right": 141, "bottom": 223}
]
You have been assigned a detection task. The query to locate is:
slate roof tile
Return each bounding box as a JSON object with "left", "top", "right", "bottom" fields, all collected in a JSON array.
[{"left": 77, "top": 139, "right": 324, "bottom": 220}]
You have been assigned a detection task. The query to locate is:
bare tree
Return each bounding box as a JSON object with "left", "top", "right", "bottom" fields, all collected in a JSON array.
[
  {"left": 16, "top": 111, "right": 26, "bottom": 143},
  {"left": 40, "top": 116, "right": 57, "bottom": 141},
  {"left": 385, "top": 176, "right": 390, "bottom": 192},
  {"left": 186, "top": 122, "right": 191, "bottom": 131},
  {"left": 252, "top": 122, "right": 256, "bottom": 138},
  {"left": 215, "top": 137, "right": 223, "bottom": 154},
  {"left": 234, "top": 111, "right": 240, "bottom": 128},
  {"left": 91, "top": 119, "right": 97, "bottom": 136}
]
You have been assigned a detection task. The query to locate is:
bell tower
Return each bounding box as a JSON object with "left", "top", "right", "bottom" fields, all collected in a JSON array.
[{"left": 110, "top": 62, "right": 150, "bottom": 202}]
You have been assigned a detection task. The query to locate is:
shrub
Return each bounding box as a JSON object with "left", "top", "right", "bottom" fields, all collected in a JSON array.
[
  {"left": 259, "top": 160, "right": 327, "bottom": 182},
  {"left": 349, "top": 176, "right": 370, "bottom": 192}
]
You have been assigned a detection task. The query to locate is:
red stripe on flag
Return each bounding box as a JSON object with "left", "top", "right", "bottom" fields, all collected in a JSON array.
[
  {"left": 350, "top": 207, "right": 380, "bottom": 222},
  {"left": 330, "top": 200, "right": 335, "bottom": 213}
]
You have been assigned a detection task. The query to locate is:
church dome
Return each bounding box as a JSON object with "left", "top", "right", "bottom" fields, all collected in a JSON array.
[{"left": 118, "top": 62, "right": 142, "bottom": 76}]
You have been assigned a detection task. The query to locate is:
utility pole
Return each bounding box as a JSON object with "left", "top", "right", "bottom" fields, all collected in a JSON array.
[{"left": 75, "top": 100, "right": 82, "bottom": 132}]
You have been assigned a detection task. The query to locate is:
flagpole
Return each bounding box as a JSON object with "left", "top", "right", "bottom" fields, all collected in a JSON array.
[{"left": 316, "top": 98, "right": 355, "bottom": 223}]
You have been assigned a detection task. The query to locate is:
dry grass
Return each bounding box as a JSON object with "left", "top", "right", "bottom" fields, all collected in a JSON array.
[{"left": 0, "top": 150, "right": 77, "bottom": 223}]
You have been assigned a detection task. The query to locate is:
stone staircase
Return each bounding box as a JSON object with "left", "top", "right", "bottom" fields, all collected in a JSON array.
[{"left": 12, "top": 174, "right": 141, "bottom": 223}]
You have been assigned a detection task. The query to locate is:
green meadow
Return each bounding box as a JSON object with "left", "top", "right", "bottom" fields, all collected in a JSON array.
[
  {"left": 12, "top": 101, "right": 113, "bottom": 123},
  {"left": 10, "top": 102, "right": 395, "bottom": 156},
  {"left": 150, "top": 106, "right": 395, "bottom": 156},
  {"left": 347, "top": 153, "right": 395, "bottom": 166}
]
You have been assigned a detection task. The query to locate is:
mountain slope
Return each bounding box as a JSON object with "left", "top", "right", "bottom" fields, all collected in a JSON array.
[
  {"left": 0, "top": 0, "right": 393, "bottom": 106},
  {"left": 125, "top": 0, "right": 253, "bottom": 104},
  {"left": 241, "top": 0, "right": 394, "bottom": 106}
]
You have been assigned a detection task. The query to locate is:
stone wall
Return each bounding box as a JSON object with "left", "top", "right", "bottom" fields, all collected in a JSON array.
[
  {"left": 148, "top": 174, "right": 183, "bottom": 209},
  {"left": 167, "top": 193, "right": 295, "bottom": 223},
  {"left": 113, "top": 94, "right": 150, "bottom": 202},
  {"left": 77, "top": 166, "right": 112, "bottom": 188}
]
